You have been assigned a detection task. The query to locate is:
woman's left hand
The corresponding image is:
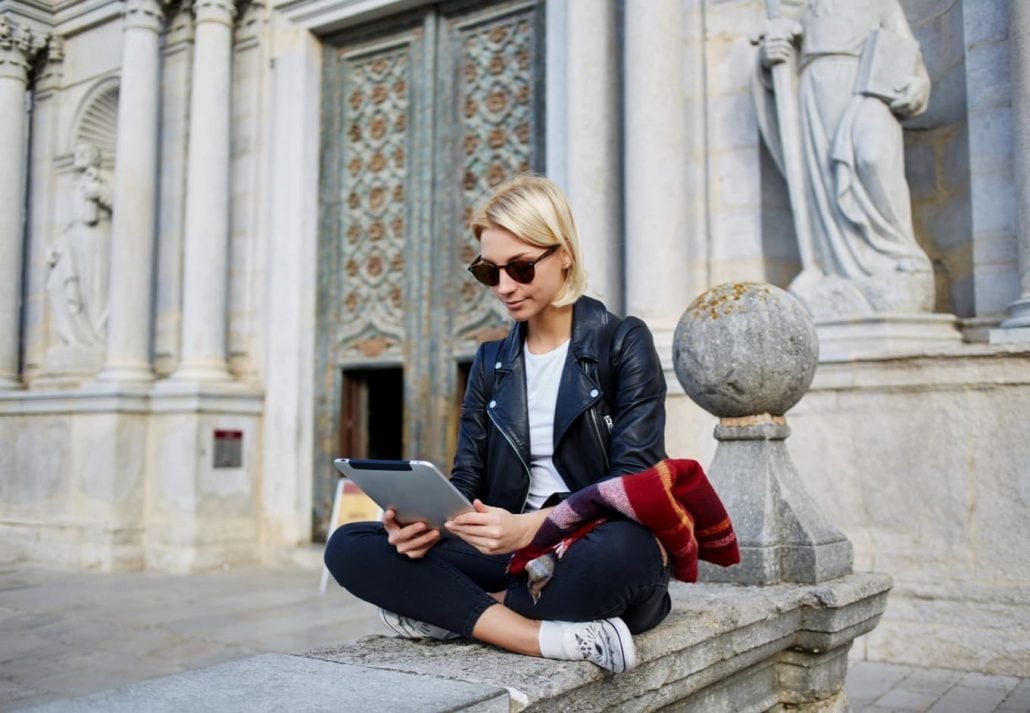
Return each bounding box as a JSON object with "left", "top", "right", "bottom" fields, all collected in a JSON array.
[{"left": 445, "top": 500, "right": 548, "bottom": 555}]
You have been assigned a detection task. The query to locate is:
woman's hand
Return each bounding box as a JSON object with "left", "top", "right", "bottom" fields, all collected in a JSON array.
[
  {"left": 383, "top": 508, "right": 440, "bottom": 559},
  {"left": 445, "top": 500, "right": 549, "bottom": 556}
]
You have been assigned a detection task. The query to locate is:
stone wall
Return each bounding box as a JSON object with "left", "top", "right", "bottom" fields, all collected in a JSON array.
[{"left": 665, "top": 346, "right": 1030, "bottom": 676}]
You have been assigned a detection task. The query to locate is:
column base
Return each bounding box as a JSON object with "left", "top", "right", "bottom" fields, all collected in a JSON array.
[
  {"left": 999, "top": 296, "right": 1030, "bottom": 329},
  {"left": 0, "top": 374, "right": 22, "bottom": 390},
  {"left": 167, "top": 360, "right": 235, "bottom": 383},
  {"left": 814, "top": 312, "right": 963, "bottom": 361},
  {"left": 94, "top": 362, "right": 156, "bottom": 385}
]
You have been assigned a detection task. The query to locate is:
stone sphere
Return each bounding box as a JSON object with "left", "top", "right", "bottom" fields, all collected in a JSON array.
[{"left": 673, "top": 282, "right": 818, "bottom": 418}]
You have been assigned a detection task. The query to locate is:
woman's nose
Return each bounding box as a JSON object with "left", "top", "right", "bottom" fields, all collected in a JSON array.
[{"left": 495, "top": 269, "right": 517, "bottom": 294}]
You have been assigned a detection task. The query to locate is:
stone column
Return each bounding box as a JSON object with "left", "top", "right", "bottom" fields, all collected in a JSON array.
[
  {"left": 0, "top": 18, "right": 42, "bottom": 389},
  {"left": 170, "top": 0, "right": 236, "bottom": 382},
  {"left": 565, "top": 0, "right": 621, "bottom": 310},
  {"left": 624, "top": 0, "right": 691, "bottom": 336},
  {"left": 94, "top": 0, "right": 164, "bottom": 383},
  {"left": 1003, "top": 0, "right": 1030, "bottom": 328},
  {"left": 22, "top": 35, "right": 62, "bottom": 383}
]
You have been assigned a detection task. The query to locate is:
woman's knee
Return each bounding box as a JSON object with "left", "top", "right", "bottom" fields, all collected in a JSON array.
[
  {"left": 590, "top": 520, "right": 665, "bottom": 570},
  {"left": 323, "top": 521, "right": 385, "bottom": 588}
]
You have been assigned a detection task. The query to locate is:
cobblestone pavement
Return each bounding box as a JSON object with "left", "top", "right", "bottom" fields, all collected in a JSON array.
[
  {"left": 0, "top": 559, "right": 381, "bottom": 711},
  {"left": 846, "top": 661, "right": 1029, "bottom": 712},
  {"left": 1, "top": 562, "right": 1026, "bottom": 712}
]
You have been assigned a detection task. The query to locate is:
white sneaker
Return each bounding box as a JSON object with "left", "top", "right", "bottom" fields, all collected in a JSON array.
[
  {"left": 545, "top": 617, "right": 637, "bottom": 673},
  {"left": 378, "top": 608, "right": 461, "bottom": 641}
]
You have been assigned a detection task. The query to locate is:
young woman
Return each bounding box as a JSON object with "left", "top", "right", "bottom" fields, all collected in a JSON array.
[{"left": 325, "top": 175, "right": 671, "bottom": 673}]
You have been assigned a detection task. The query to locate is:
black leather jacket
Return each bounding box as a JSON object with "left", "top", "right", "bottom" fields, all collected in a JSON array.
[{"left": 450, "top": 296, "right": 667, "bottom": 513}]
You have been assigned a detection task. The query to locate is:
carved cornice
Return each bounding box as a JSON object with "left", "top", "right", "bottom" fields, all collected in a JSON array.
[
  {"left": 192, "top": 0, "right": 236, "bottom": 27},
  {"left": 0, "top": 14, "right": 46, "bottom": 83},
  {"left": 164, "top": 0, "right": 194, "bottom": 47},
  {"left": 36, "top": 32, "right": 63, "bottom": 90},
  {"left": 124, "top": 0, "right": 164, "bottom": 32},
  {"left": 234, "top": 0, "right": 264, "bottom": 43}
]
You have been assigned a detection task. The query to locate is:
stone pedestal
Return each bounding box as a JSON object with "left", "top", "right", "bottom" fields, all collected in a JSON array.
[
  {"left": 704, "top": 414, "right": 853, "bottom": 585},
  {"left": 146, "top": 384, "right": 263, "bottom": 572},
  {"left": 0, "top": 387, "right": 150, "bottom": 571},
  {"left": 674, "top": 283, "right": 853, "bottom": 585},
  {"left": 814, "top": 313, "right": 964, "bottom": 362}
]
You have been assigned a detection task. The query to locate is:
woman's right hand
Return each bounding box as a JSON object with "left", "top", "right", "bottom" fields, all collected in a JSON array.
[{"left": 383, "top": 509, "right": 440, "bottom": 559}]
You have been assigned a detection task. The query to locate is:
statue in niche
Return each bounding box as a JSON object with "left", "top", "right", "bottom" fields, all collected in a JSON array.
[
  {"left": 753, "top": 0, "right": 934, "bottom": 317},
  {"left": 46, "top": 142, "right": 112, "bottom": 349}
]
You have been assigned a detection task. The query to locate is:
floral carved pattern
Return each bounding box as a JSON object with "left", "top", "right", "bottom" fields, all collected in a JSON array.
[
  {"left": 338, "top": 45, "right": 410, "bottom": 356},
  {"left": 454, "top": 8, "right": 538, "bottom": 341}
]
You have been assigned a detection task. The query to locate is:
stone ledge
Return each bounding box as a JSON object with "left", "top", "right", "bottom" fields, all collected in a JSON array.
[
  {"left": 23, "top": 573, "right": 891, "bottom": 712},
  {"left": 306, "top": 573, "right": 891, "bottom": 712},
  {"left": 21, "top": 653, "right": 510, "bottom": 713}
]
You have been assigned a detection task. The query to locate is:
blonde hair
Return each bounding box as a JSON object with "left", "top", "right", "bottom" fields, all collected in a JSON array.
[{"left": 470, "top": 174, "right": 588, "bottom": 307}]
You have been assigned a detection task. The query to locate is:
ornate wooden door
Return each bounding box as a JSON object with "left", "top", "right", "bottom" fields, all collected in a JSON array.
[{"left": 314, "top": 0, "right": 545, "bottom": 537}]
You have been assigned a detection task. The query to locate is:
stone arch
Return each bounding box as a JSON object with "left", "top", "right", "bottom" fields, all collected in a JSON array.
[{"left": 68, "top": 76, "right": 119, "bottom": 171}]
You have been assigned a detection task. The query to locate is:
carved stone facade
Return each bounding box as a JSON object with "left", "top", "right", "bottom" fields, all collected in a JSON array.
[{"left": 0, "top": 0, "right": 1028, "bottom": 679}]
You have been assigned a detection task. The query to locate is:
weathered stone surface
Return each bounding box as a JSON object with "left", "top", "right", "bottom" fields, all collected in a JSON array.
[
  {"left": 674, "top": 283, "right": 851, "bottom": 585},
  {"left": 306, "top": 574, "right": 891, "bottom": 712},
  {"left": 673, "top": 282, "right": 818, "bottom": 418},
  {"left": 20, "top": 654, "right": 510, "bottom": 713}
]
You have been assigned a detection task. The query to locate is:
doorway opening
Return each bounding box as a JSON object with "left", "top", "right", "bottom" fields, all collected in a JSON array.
[{"left": 339, "top": 367, "right": 404, "bottom": 461}]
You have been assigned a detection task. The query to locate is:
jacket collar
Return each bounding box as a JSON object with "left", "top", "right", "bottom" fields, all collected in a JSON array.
[{"left": 494, "top": 296, "right": 611, "bottom": 371}]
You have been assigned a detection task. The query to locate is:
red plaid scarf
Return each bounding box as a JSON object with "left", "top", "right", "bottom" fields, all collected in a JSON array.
[{"left": 508, "top": 459, "right": 739, "bottom": 597}]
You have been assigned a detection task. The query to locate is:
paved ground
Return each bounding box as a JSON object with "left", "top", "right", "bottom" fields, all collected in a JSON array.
[
  {"left": 847, "top": 661, "right": 1029, "bottom": 713},
  {"left": 0, "top": 561, "right": 1026, "bottom": 712}
]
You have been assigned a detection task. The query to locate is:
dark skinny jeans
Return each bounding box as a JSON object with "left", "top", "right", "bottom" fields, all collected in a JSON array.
[{"left": 324, "top": 518, "right": 672, "bottom": 639}]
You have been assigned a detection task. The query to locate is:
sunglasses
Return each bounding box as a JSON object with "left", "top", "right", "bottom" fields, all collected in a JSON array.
[{"left": 466, "top": 245, "right": 560, "bottom": 287}]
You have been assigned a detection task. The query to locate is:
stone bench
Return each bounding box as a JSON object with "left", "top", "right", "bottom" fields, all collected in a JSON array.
[{"left": 26, "top": 573, "right": 890, "bottom": 713}]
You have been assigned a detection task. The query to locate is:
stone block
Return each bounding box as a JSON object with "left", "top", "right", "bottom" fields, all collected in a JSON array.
[
  {"left": 60, "top": 18, "right": 123, "bottom": 87},
  {"left": 713, "top": 148, "right": 762, "bottom": 210},
  {"left": 20, "top": 654, "right": 510, "bottom": 713},
  {"left": 962, "top": 0, "right": 1008, "bottom": 45},
  {"left": 965, "top": 40, "right": 1010, "bottom": 112},
  {"left": 969, "top": 108, "right": 1016, "bottom": 177},
  {"left": 707, "top": 92, "right": 760, "bottom": 152},
  {"left": 813, "top": 313, "right": 963, "bottom": 362},
  {"left": 784, "top": 351, "right": 1030, "bottom": 675},
  {"left": 975, "top": 262, "right": 1021, "bottom": 319},
  {"left": 968, "top": 167, "right": 1017, "bottom": 234},
  {"left": 709, "top": 209, "right": 763, "bottom": 261}
]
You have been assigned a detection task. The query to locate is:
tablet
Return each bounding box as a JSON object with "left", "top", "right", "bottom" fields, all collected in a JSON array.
[{"left": 333, "top": 458, "right": 473, "bottom": 535}]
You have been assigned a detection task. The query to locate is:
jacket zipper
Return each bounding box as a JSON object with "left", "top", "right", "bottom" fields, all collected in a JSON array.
[
  {"left": 487, "top": 407, "right": 533, "bottom": 513},
  {"left": 581, "top": 359, "right": 610, "bottom": 472},
  {"left": 590, "top": 407, "right": 610, "bottom": 471}
]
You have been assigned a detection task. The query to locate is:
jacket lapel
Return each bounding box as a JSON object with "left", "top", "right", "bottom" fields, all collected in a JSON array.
[
  {"left": 489, "top": 322, "right": 531, "bottom": 468},
  {"left": 553, "top": 299, "right": 605, "bottom": 448}
]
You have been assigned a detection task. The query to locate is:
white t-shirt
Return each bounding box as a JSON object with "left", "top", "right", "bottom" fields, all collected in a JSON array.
[{"left": 523, "top": 339, "right": 572, "bottom": 510}]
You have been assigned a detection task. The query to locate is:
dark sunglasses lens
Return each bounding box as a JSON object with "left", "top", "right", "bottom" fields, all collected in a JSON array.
[
  {"left": 505, "top": 262, "right": 536, "bottom": 284},
  {"left": 469, "top": 263, "right": 499, "bottom": 286}
]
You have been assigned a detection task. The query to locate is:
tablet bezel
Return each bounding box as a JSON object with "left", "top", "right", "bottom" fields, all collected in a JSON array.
[{"left": 332, "top": 458, "right": 473, "bottom": 535}]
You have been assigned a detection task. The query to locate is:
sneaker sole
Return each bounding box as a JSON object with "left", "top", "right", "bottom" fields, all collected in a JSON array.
[{"left": 602, "top": 617, "right": 637, "bottom": 673}]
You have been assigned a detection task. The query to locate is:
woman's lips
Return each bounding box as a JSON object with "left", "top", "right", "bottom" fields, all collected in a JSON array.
[{"left": 504, "top": 299, "right": 525, "bottom": 311}]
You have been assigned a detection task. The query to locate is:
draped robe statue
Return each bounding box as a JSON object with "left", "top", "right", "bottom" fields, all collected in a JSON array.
[
  {"left": 754, "top": 0, "right": 934, "bottom": 317},
  {"left": 46, "top": 143, "right": 112, "bottom": 349}
]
